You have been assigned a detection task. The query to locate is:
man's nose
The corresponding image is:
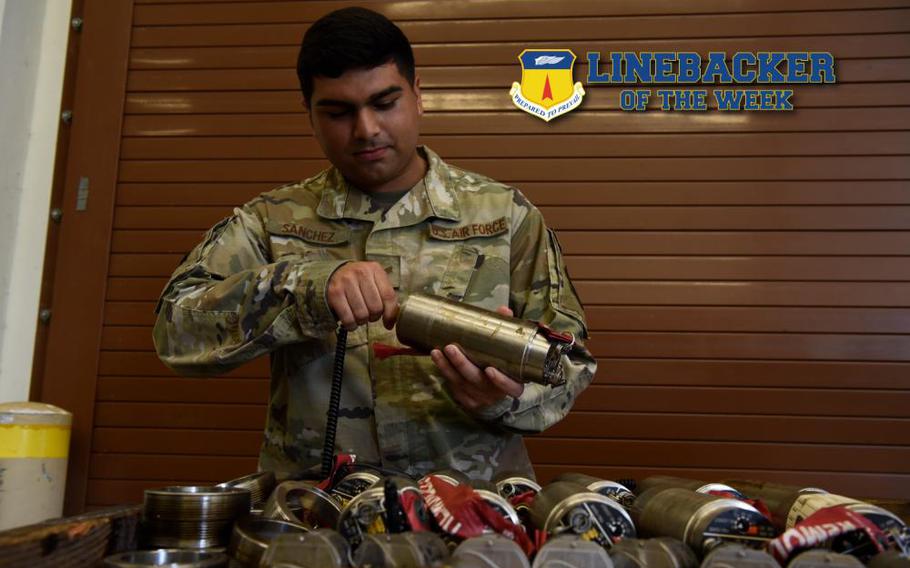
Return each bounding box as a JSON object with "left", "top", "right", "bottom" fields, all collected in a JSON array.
[{"left": 353, "top": 108, "right": 381, "bottom": 140}]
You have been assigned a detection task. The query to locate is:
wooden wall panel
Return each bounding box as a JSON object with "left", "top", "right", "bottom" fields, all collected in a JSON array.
[{"left": 62, "top": 0, "right": 910, "bottom": 508}]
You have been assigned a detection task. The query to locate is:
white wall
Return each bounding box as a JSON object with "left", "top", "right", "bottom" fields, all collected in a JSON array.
[{"left": 0, "top": 0, "right": 72, "bottom": 402}]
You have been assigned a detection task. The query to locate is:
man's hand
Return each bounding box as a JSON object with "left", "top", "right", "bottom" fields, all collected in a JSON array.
[
  {"left": 327, "top": 261, "right": 398, "bottom": 331},
  {"left": 430, "top": 306, "right": 525, "bottom": 412}
]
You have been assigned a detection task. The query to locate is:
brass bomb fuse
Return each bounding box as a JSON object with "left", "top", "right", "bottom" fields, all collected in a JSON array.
[{"left": 395, "top": 293, "right": 575, "bottom": 387}]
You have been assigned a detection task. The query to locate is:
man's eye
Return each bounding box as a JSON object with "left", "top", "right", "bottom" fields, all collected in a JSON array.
[
  {"left": 375, "top": 99, "right": 397, "bottom": 110},
  {"left": 325, "top": 109, "right": 350, "bottom": 118}
]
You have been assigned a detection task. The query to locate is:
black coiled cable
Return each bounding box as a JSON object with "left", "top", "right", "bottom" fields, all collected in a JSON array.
[{"left": 321, "top": 325, "right": 347, "bottom": 478}]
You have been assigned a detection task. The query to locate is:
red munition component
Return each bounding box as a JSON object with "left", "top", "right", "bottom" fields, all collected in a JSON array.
[{"left": 372, "top": 343, "right": 423, "bottom": 360}]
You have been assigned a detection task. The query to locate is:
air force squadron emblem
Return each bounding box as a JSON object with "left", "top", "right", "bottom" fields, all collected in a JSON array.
[{"left": 510, "top": 49, "right": 585, "bottom": 122}]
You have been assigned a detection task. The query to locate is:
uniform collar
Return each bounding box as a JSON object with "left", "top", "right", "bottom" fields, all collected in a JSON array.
[{"left": 316, "top": 146, "right": 461, "bottom": 224}]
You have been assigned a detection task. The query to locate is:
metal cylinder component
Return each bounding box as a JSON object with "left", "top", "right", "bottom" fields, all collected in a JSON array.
[
  {"left": 102, "top": 549, "right": 229, "bottom": 568},
  {"left": 787, "top": 550, "right": 864, "bottom": 567},
  {"left": 395, "top": 293, "right": 572, "bottom": 386},
  {"left": 259, "top": 529, "right": 350, "bottom": 568},
  {"left": 532, "top": 535, "right": 614, "bottom": 568},
  {"left": 228, "top": 517, "right": 307, "bottom": 567},
  {"left": 609, "top": 538, "right": 698, "bottom": 568},
  {"left": 142, "top": 485, "right": 251, "bottom": 549},
  {"left": 494, "top": 474, "right": 541, "bottom": 500},
  {"left": 699, "top": 544, "right": 780, "bottom": 567},
  {"left": 331, "top": 470, "right": 382, "bottom": 507},
  {"left": 450, "top": 534, "right": 531, "bottom": 568},
  {"left": 262, "top": 481, "right": 341, "bottom": 530},
  {"left": 636, "top": 477, "right": 744, "bottom": 500},
  {"left": 530, "top": 481, "right": 636, "bottom": 548},
  {"left": 337, "top": 477, "right": 429, "bottom": 549},
  {"left": 217, "top": 471, "right": 276, "bottom": 510},
  {"left": 554, "top": 473, "right": 636, "bottom": 509},
  {"left": 631, "top": 487, "right": 775, "bottom": 556},
  {"left": 352, "top": 532, "right": 450, "bottom": 567},
  {"left": 722, "top": 480, "right": 826, "bottom": 531}
]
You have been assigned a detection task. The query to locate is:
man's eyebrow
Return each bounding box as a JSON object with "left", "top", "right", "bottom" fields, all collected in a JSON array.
[{"left": 314, "top": 86, "right": 403, "bottom": 108}]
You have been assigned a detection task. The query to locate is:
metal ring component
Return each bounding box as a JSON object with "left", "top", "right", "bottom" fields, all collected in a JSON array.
[
  {"left": 531, "top": 535, "right": 613, "bottom": 568},
  {"left": 330, "top": 471, "right": 381, "bottom": 507},
  {"left": 631, "top": 488, "right": 775, "bottom": 556},
  {"left": 352, "top": 532, "right": 450, "bottom": 567},
  {"left": 554, "top": 473, "right": 636, "bottom": 509},
  {"left": 530, "top": 481, "right": 636, "bottom": 549},
  {"left": 143, "top": 486, "right": 251, "bottom": 549},
  {"left": 259, "top": 529, "right": 350, "bottom": 568},
  {"left": 450, "top": 534, "right": 531, "bottom": 568},
  {"left": 102, "top": 549, "right": 229, "bottom": 568},
  {"left": 227, "top": 517, "right": 307, "bottom": 568},
  {"left": 494, "top": 475, "right": 542, "bottom": 500},
  {"left": 608, "top": 537, "right": 699, "bottom": 568},
  {"left": 217, "top": 471, "right": 276, "bottom": 510},
  {"left": 700, "top": 543, "right": 781, "bottom": 567},
  {"left": 262, "top": 481, "right": 342, "bottom": 530},
  {"left": 395, "top": 292, "right": 570, "bottom": 386}
]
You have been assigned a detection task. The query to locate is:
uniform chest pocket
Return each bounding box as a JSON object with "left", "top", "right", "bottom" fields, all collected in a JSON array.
[
  {"left": 438, "top": 243, "right": 483, "bottom": 301},
  {"left": 428, "top": 219, "right": 510, "bottom": 303}
]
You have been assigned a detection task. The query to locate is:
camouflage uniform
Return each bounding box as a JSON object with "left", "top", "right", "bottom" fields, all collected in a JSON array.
[{"left": 154, "top": 146, "right": 596, "bottom": 481}]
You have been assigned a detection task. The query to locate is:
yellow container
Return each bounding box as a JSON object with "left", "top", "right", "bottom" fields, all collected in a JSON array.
[{"left": 0, "top": 402, "right": 72, "bottom": 530}]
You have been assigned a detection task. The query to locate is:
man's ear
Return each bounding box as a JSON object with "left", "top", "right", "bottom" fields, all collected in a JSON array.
[{"left": 413, "top": 75, "right": 424, "bottom": 116}]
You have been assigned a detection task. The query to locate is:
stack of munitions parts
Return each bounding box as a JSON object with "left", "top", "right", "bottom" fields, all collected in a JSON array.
[
  {"left": 630, "top": 486, "right": 776, "bottom": 556},
  {"left": 529, "top": 481, "right": 637, "bottom": 548},
  {"left": 141, "top": 485, "right": 251, "bottom": 549},
  {"left": 216, "top": 471, "right": 276, "bottom": 513},
  {"left": 115, "top": 470, "right": 909, "bottom": 568},
  {"left": 724, "top": 479, "right": 910, "bottom": 555}
]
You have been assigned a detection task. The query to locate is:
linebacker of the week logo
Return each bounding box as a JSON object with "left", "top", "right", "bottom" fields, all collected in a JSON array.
[{"left": 510, "top": 49, "right": 585, "bottom": 122}]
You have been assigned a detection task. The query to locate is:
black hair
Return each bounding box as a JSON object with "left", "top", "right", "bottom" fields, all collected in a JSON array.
[{"left": 297, "top": 7, "right": 416, "bottom": 106}]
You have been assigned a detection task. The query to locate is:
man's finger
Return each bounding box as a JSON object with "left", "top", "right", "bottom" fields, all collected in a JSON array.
[
  {"left": 485, "top": 366, "right": 524, "bottom": 398},
  {"left": 431, "top": 348, "right": 459, "bottom": 382},
  {"left": 372, "top": 269, "right": 399, "bottom": 329},
  {"left": 329, "top": 291, "right": 357, "bottom": 331},
  {"left": 344, "top": 284, "right": 370, "bottom": 326},
  {"left": 359, "top": 273, "right": 385, "bottom": 321},
  {"left": 443, "top": 345, "right": 484, "bottom": 385},
  {"left": 496, "top": 305, "right": 514, "bottom": 317}
]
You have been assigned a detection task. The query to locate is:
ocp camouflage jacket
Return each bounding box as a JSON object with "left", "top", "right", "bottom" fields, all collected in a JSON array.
[{"left": 153, "top": 146, "right": 596, "bottom": 481}]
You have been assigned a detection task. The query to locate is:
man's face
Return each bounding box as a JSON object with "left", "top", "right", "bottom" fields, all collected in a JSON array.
[{"left": 308, "top": 61, "right": 424, "bottom": 193}]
